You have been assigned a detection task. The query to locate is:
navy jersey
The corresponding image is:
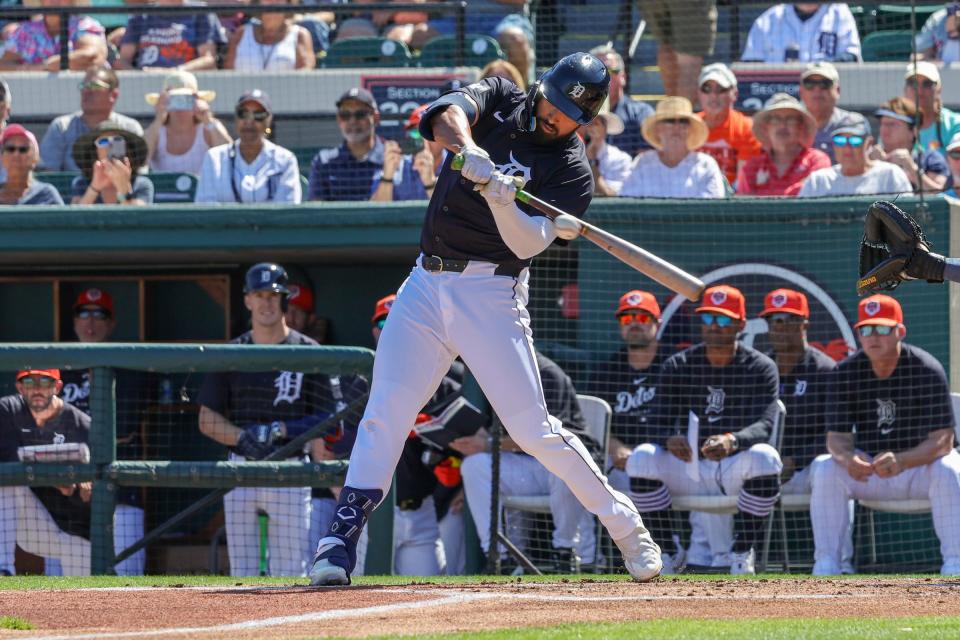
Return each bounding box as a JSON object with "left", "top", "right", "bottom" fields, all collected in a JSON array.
[
  {"left": 830, "top": 343, "right": 954, "bottom": 456},
  {"left": 768, "top": 345, "right": 837, "bottom": 468},
  {"left": 60, "top": 368, "right": 152, "bottom": 460},
  {"left": 583, "top": 346, "right": 664, "bottom": 445},
  {"left": 0, "top": 395, "right": 92, "bottom": 538},
  {"left": 419, "top": 77, "right": 594, "bottom": 267},
  {"left": 197, "top": 329, "right": 333, "bottom": 458},
  {"left": 648, "top": 342, "right": 780, "bottom": 449}
]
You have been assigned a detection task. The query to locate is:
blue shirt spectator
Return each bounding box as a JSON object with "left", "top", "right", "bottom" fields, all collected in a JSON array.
[
  {"left": 118, "top": 8, "right": 225, "bottom": 71},
  {"left": 916, "top": 7, "right": 960, "bottom": 62},
  {"left": 369, "top": 140, "right": 433, "bottom": 201},
  {"left": 310, "top": 138, "right": 385, "bottom": 201}
]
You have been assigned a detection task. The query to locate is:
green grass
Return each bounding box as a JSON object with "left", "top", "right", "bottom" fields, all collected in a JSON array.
[{"left": 0, "top": 616, "right": 34, "bottom": 630}]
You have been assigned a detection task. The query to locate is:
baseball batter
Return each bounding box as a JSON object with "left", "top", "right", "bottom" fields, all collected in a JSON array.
[
  {"left": 310, "top": 53, "right": 662, "bottom": 586},
  {"left": 810, "top": 294, "right": 960, "bottom": 576}
]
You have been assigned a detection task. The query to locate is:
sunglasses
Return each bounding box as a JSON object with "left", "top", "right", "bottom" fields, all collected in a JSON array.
[
  {"left": 766, "top": 312, "right": 804, "bottom": 326},
  {"left": 75, "top": 308, "right": 110, "bottom": 320},
  {"left": 660, "top": 118, "right": 690, "bottom": 126},
  {"left": 906, "top": 78, "right": 937, "bottom": 90},
  {"left": 858, "top": 324, "right": 895, "bottom": 337},
  {"left": 802, "top": 78, "right": 834, "bottom": 90},
  {"left": 768, "top": 114, "right": 803, "bottom": 126},
  {"left": 78, "top": 80, "right": 111, "bottom": 92},
  {"left": 949, "top": 150, "right": 960, "bottom": 160},
  {"left": 338, "top": 109, "right": 374, "bottom": 121},
  {"left": 374, "top": 318, "right": 386, "bottom": 330},
  {"left": 235, "top": 108, "right": 270, "bottom": 122},
  {"left": 2, "top": 145, "right": 29, "bottom": 154},
  {"left": 94, "top": 135, "right": 124, "bottom": 148},
  {"left": 19, "top": 376, "right": 57, "bottom": 389},
  {"left": 832, "top": 135, "right": 865, "bottom": 147},
  {"left": 700, "top": 84, "right": 732, "bottom": 94},
  {"left": 700, "top": 313, "right": 734, "bottom": 328},
  {"left": 618, "top": 312, "right": 656, "bottom": 326}
]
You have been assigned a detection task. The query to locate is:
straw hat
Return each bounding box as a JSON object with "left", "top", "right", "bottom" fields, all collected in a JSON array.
[
  {"left": 144, "top": 70, "right": 216, "bottom": 106},
  {"left": 752, "top": 93, "right": 817, "bottom": 149},
  {"left": 594, "top": 97, "right": 624, "bottom": 135},
  {"left": 640, "top": 97, "right": 709, "bottom": 151}
]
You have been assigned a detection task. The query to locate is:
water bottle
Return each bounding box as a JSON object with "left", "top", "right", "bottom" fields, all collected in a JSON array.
[{"left": 159, "top": 378, "right": 173, "bottom": 405}]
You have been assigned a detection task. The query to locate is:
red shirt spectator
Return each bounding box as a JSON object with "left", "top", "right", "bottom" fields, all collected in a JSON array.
[{"left": 737, "top": 146, "right": 830, "bottom": 196}]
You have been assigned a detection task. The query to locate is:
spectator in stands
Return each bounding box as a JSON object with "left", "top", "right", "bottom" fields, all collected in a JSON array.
[
  {"left": 224, "top": 0, "right": 315, "bottom": 71},
  {"left": 797, "top": 62, "right": 867, "bottom": 162},
  {"left": 619, "top": 97, "right": 725, "bottom": 199},
  {"left": 284, "top": 281, "right": 328, "bottom": 344},
  {"left": 39, "top": 65, "right": 143, "bottom": 173},
  {"left": 309, "top": 88, "right": 385, "bottom": 202},
  {"left": 872, "top": 96, "right": 948, "bottom": 194},
  {"left": 810, "top": 294, "right": 960, "bottom": 577},
  {"left": 581, "top": 99, "right": 631, "bottom": 197},
  {"left": 590, "top": 44, "right": 654, "bottom": 157},
  {"left": 143, "top": 71, "right": 231, "bottom": 176},
  {"left": 626, "top": 285, "right": 782, "bottom": 575},
  {"left": 741, "top": 3, "right": 861, "bottom": 63},
  {"left": 636, "top": 0, "right": 717, "bottom": 104},
  {"left": 0, "top": 79, "right": 10, "bottom": 185},
  {"left": 480, "top": 59, "right": 526, "bottom": 90},
  {"left": 196, "top": 90, "right": 302, "bottom": 204},
  {"left": 695, "top": 63, "right": 761, "bottom": 187},
  {"left": 370, "top": 124, "right": 434, "bottom": 202},
  {"left": 799, "top": 120, "right": 912, "bottom": 197},
  {"left": 944, "top": 133, "right": 960, "bottom": 197},
  {"left": 916, "top": 5, "right": 960, "bottom": 63},
  {"left": 737, "top": 93, "right": 830, "bottom": 197},
  {"left": 333, "top": 0, "right": 431, "bottom": 48},
  {"left": 0, "top": 0, "right": 107, "bottom": 71},
  {"left": 0, "top": 124, "right": 62, "bottom": 205},
  {"left": 70, "top": 124, "right": 152, "bottom": 205},
  {"left": 117, "top": 0, "right": 225, "bottom": 71},
  {"left": 401, "top": 104, "right": 445, "bottom": 178},
  {"left": 903, "top": 61, "right": 960, "bottom": 154}
]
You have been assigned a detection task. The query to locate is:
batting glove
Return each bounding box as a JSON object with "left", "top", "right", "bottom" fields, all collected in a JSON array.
[
  {"left": 235, "top": 422, "right": 283, "bottom": 460},
  {"left": 459, "top": 143, "right": 495, "bottom": 185},
  {"left": 479, "top": 172, "right": 518, "bottom": 208}
]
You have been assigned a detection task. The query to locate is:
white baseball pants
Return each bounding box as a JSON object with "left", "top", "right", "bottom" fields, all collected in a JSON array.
[
  {"left": 439, "top": 507, "right": 466, "bottom": 575},
  {"left": 393, "top": 496, "right": 445, "bottom": 575},
  {"left": 783, "top": 459, "right": 854, "bottom": 570},
  {"left": 0, "top": 486, "right": 90, "bottom": 576},
  {"left": 344, "top": 258, "right": 643, "bottom": 542},
  {"left": 223, "top": 485, "right": 311, "bottom": 577},
  {"left": 810, "top": 450, "right": 960, "bottom": 566}
]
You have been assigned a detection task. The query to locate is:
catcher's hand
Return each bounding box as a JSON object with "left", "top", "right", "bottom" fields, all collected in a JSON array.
[{"left": 857, "top": 201, "right": 945, "bottom": 296}]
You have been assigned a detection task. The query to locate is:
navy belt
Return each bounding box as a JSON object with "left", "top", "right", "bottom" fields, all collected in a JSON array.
[{"left": 422, "top": 255, "right": 523, "bottom": 277}]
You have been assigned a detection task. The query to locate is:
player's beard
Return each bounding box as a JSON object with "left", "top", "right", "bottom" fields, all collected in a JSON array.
[
  {"left": 27, "top": 392, "right": 53, "bottom": 412},
  {"left": 626, "top": 333, "right": 654, "bottom": 349},
  {"left": 531, "top": 120, "right": 570, "bottom": 146}
]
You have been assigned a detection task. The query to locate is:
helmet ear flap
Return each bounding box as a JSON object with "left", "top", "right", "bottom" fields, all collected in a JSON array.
[{"left": 525, "top": 80, "right": 542, "bottom": 132}]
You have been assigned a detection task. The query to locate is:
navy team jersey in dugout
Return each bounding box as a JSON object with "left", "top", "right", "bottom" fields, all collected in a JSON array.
[{"left": 418, "top": 77, "right": 594, "bottom": 268}]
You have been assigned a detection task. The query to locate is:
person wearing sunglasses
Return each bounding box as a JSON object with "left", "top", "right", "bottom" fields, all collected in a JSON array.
[
  {"left": 70, "top": 123, "right": 153, "bottom": 206},
  {"left": 943, "top": 132, "right": 960, "bottom": 197},
  {"left": 0, "top": 369, "right": 94, "bottom": 576},
  {"left": 38, "top": 65, "right": 143, "bottom": 173},
  {"left": 695, "top": 63, "right": 761, "bottom": 187},
  {"left": 0, "top": 124, "right": 62, "bottom": 205},
  {"left": 903, "top": 61, "right": 960, "bottom": 154},
  {"left": 196, "top": 89, "right": 302, "bottom": 204},
  {"left": 797, "top": 62, "right": 868, "bottom": 162},
  {"left": 0, "top": 0, "right": 106, "bottom": 73},
  {"left": 871, "top": 96, "right": 948, "bottom": 194},
  {"left": 810, "top": 294, "right": 960, "bottom": 577},
  {"left": 741, "top": 3, "right": 861, "bottom": 63},
  {"left": 589, "top": 45, "right": 655, "bottom": 158},
  {"left": 625, "top": 285, "right": 782, "bottom": 575},
  {"left": 799, "top": 120, "right": 912, "bottom": 197},
  {"left": 737, "top": 92, "right": 830, "bottom": 197}
]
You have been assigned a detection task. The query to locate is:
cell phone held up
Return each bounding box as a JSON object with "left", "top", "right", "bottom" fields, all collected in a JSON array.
[
  {"left": 395, "top": 135, "right": 425, "bottom": 156},
  {"left": 107, "top": 137, "right": 126, "bottom": 161},
  {"left": 167, "top": 93, "right": 195, "bottom": 112}
]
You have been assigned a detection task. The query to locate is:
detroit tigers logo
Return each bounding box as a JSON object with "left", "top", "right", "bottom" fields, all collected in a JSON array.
[
  {"left": 86, "top": 289, "right": 103, "bottom": 302},
  {"left": 260, "top": 270, "right": 272, "bottom": 283},
  {"left": 771, "top": 293, "right": 788, "bottom": 308},
  {"left": 710, "top": 290, "right": 728, "bottom": 306},
  {"left": 495, "top": 151, "right": 533, "bottom": 187},
  {"left": 614, "top": 377, "right": 656, "bottom": 414},
  {"left": 877, "top": 399, "right": 896, "bottom": 433},
  {"left": 794, "top": 380, "right": 807, "bottom": 396},
  {"left": 864, "top": 300, "right": 881, "bottom": 316},
  {"left": 705, "top": 386, "right": 725, "bottom": 419},
  {"left": 569, "top": 82, "right": 586, "bottom": 99},
  {"left": 53, "top": 432, "right": 65, "bottom": 445},
  {"left": 625, "top": 292, "right": 644, "bottom": 307},
  {"left": 273, "top": 371, "right": 304, "bottom": 406}
]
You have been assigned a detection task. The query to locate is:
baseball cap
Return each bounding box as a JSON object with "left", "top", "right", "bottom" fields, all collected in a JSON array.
[
  {"left": 371, "top": 294, "right": 396, "bottom": 322},
  {"left": 73, "top": 288, "right": 114, "bottom": 316},
  {"left": 695, "top": 285, "right": 746, "bottom": 321},
  {"left": 287, "top": 283, "right": 314, "bottom": 313},
  {"left": 404, "top": 104, "right": 429, "bottom": 130},
  {"left": 0, "top": 124, "right": 38, "bottom": 155},
  {"left": 698, "top": 63, "right": 737, "bottom": 90},
  {"left": 336, "top": 87, "right": 378, "bottom": 111},
  {"left": 905, "top": 60, "right": 941, "bottom": 85},
  {"left": 875, "top": 96, "right": 917, "bottom": 126},
  {"left": 615, "top": 290, "right": 661, "bottom": 319},
  {"left": 236, "top": 89, "right": 272, "bottom": 113},
  {"left": 801, "top": 61, "right": 840, "bottom": 84},
  {"left": 854, "top": 294, "right": 903, "bottom": 328},
  {"left": 833, "top": 118, "right": 871, "bottom": 138},
  {"left": 16, "top": 369, "right": 60, "bottom": 382},
  {"left": 947, "top": 132, "right": 960, "bottom": 153},
  {"left": 760, "top": 288, "right": 809, "bottom": 318}
]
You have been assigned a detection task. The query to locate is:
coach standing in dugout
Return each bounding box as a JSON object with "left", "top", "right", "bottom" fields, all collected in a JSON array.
[
  {"left": 626, "top": 285, "right": 782, "bottom": 575},
  {"left": 810, "top": 295, "right": 960, "bottom": 577}
]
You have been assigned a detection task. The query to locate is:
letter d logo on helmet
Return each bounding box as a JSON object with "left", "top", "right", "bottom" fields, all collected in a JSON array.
[
  {"left": 244, "top": 262, "right": 290, "bottom": 295},
  {"left": 527, "top": 52, "right": 609, "bottom": 129}
]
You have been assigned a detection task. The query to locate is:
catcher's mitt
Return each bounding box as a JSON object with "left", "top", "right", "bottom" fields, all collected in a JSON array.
[{"left": 857, "top": 201, "right": 945, "bottom": 296}]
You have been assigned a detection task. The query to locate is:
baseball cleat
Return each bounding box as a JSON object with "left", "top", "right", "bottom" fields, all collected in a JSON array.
[
  {"left": 729, "top": 548, "right": 755, "bottom": 575},
  {"left": 811, "top": 557, "right": 842, "bottom": 576},
  {"left": 309, "top": 542, "right": 351, "bottom": 586},
  {"left": 614, "top": 526, "right": 662, "bottom": 582}
]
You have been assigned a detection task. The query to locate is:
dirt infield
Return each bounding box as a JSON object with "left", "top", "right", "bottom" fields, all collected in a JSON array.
[{"left": 1, "top": 577, "right": 959, "bottom": 639}]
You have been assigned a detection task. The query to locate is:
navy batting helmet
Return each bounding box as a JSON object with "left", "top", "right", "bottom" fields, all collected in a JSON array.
[
  {"left": 244, "top": 262, "right": 290, "bottom": 296},
  {"left": 525, "top": 52, "right": 610, "bottom": 131}
]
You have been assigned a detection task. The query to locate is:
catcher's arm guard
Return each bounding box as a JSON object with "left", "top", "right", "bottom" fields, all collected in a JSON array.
[{"left": 857, "top": 201, "right": 945, "bottom": 296}]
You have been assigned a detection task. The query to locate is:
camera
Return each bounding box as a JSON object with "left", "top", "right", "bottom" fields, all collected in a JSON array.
[
  {"left": 168, "top": 94, "right": 195, "bottom": 112},
  {"left": 395, "top": 135, "right": 425, "bottom": 155},
  {"left": 107, "top": 137, "right": 126, "bottom": 161}
]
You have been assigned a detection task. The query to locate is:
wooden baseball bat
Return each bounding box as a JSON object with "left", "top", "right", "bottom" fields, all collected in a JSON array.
[{"left": 450, "top": 155, "right": 706, "bottom": 301}]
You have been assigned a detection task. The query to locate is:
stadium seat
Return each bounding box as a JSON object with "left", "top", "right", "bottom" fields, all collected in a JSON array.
[
  {"left": 149, "top": 173, "right": 198, "bottom": 204},
  {"left": 35, "top": 171, "right": 80, "bottom": 202},
  {"left": 321, "top": 37, "right": 412, "bottom": 68},
  {"left": 861, "top": 30, "right": 915, "bottom": 62},
  {"left": 875, "top": 3, "right": 941, "bottom": 31},
  {"left": 91, "top": 0, "right": 129, "bottom": 30},
  {"left": 293, "top": 147, "right": 317, "bottom": 177},
  {"left": 419, "top": 35, "right": 504, "bottom": 68}
]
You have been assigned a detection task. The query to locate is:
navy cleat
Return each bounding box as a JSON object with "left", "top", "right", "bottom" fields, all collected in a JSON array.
[{"left": 309, "top": 540, "right": 352, "bottom": 586}]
